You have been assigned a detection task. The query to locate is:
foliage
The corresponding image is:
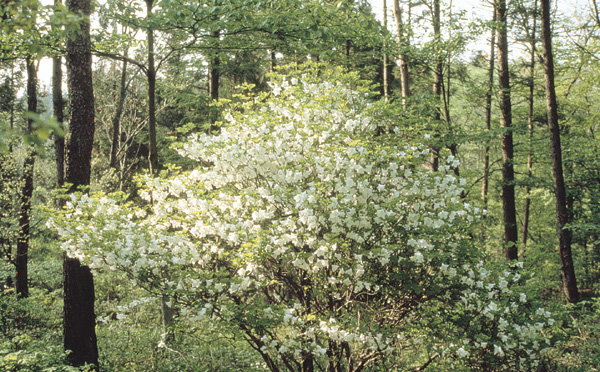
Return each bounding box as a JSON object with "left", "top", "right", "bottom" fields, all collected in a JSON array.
[
  {"left": 541, "top": 299, "right": 600, "bottom": 371},
  {"left": 51, "top": 63, "right": 555, "bottom": 371},
  {"left": 0, "top": 290, "right": 86, "bottom": 372}
]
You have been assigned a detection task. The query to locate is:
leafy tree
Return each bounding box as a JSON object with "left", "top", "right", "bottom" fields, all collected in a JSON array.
[
  {"left": 15, "top": 56, "right": 37, "bottom": 298},
  {"left": 53, "top": 0, "right": 65, "bottom": 188},
  {"left": 540, "top": 0, "right": 579, "bottom": 302},
  {"left": 496, "top": 0, "right": 519, "bottom": 260},
  {"left": 52, "top": 64, "right": 554, "bottom": 372},
  {"left": 62, "top": 0, "right": 99, "bottom": 367}
]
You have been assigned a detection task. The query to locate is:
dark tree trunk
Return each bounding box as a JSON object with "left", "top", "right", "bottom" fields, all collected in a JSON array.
[
  {"left": 496, "top": 0, "right": 519, "bottom": 260},
  {"left": 540, "top": 0, "right": 579, "bottom": 302},
  {"left": 523, "top": 0, "right": 538, "bottom": 251},
  {"left": 209, "top": 29, "right": 220, "bottom": 129},
  {"left": 63, "top": 255, "right": 98, "bottom": 365},
  {"left": 482, "top": 10, "right": 496, "bottom": 211},
  {"left": 64, "top": 0, "right": 98, "bottom": 367},
  {"left": 209, "top": 31, "right": 220, "bottom": 102},
  {"left": 431, "top": 0, "right": 442, "bottom": 171},
  {"left": 9, "top": 62, "right": 15, "bottom": 141},
  {"left": 53, "top": 55, "right": 64, "bottom": 187},
  {"left": 270, "top": 50, "right": 276, "bottom": 73},
  {"left": 442, "top": 4, "right": 460, "bottom": 179},
  {"left": 146, "top": 0, "right": 158, "bottom": 174},
  {"left": 16, "top": 56, "right": 37, "bottom": 298},
  {"left": 110, "top": 57, "right": 128, "bottom": 169}
]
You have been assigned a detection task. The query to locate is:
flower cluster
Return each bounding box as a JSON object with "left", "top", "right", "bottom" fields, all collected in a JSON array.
[
  {"left": 446, "top": 261, "right": 554, "bottom": 370},
  {"left": 50, "top": 64, "right": 551, "bottom": 371}
]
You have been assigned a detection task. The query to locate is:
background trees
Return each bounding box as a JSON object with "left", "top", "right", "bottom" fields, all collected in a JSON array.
[{"left": 2, "top": 0, "right": 600, "bottom": 370}]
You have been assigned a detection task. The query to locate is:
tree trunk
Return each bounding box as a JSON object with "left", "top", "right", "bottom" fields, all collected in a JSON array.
[
  {"left": 382, "top": 0, "right": 389, "bottom": 101},
  {"left": 209, "top": 31, "right": 220, "bottom": 103},
  {"left": 209, "top": 29, "right": 220, "bottom": 129},
  {"left": 10, "top": 62, "right": 15, "bottom": 139},
  {"left": 482, "top": 10, "right": 496, "bottom": 211},
  {"left": 270, "top": 50, "right": 276, "bottom": 73},
  {"left": 16, "top": 56, "right": 37, "bottom": 298},
  {"left": 63, "top": 255, "right": 98, "bottom": 366},
  {"left": 522, "top": 0, "right": 538, "bottom": 251},
  {"left": 496, "top": 0, "right": 519, "bottom": 260},
  {"left": 540, "top": 0, "right": 579, "bottom": 302},
  {"left": 392, "top": 0, "right": 410, "bottom": 107},
  {"left": 110, "top": 56, "right": 128, "bottom": 169},
  {"left": 53, "top": 54, "right": 64, "bottom": 187},
  {"left": 146, "top": 0, "right": 158, "bottom": 174},
  {"left": 64, "top": 0, "right": 98, "bottom": 367},
  {"left": 442, "top": 0, "right": 460, "bottom": 179},
  {"left": 53, "top": 0, "right": 64, "bottom": 187},
  {"left": 431, "top": 0, "right": 442, "bottom": 171}
]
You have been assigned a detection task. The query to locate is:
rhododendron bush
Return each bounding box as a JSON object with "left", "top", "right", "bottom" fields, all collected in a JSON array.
[{"left": 51, "top": 65, "right": 553, "bottom": 371}]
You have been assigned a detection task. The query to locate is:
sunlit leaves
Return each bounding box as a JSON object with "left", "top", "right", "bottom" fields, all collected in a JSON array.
[{"left": 51, "top": 63, "right": 553, "bottom": 371}]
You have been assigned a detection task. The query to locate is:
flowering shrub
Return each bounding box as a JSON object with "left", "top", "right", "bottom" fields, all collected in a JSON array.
[{"left": 51, "top": 64, "right": 552, "bottom": 371}]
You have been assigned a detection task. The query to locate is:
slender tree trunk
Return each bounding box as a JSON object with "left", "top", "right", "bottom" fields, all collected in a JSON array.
[
  {"left": 393, "top": 0, "right": 410, "bottom": 107},
  {"left": 53, "top": 54, "right": 64, "bottom": 187},
  {"left": 496, "top": 0, "right": 519, "bottom": 260},
  {"left": 53, "top": 0, "right": 64, "bottom": 187},
  {"left": 16, "top": 56, "right": 37, "bottom": 298},
  {"left": 64, "top": 0, "right": 98, "bottom": 367},
  {"left": 146, "top": 0, "right": 158, "bottom": 174},
  {"left": 269, "top": 1, "right": 276, "bottom": 73},
  {"left": 523, "top": 0, "right": 538, "bottom": 251},
  {"left": 346, "top": 39, "right": 351, "bottom": 60},
  {"left": 209, "top": 29, "right": 220, "bottom": 130},
  {"left": 382, "top": 0, "right": 389, "bottom": 101},
  {"left": 209, "top": 31, "right": 220, "bottom": 103},
  {"left": 146, "top": 0, "right": 174, "bottom": 333},
  {"left": 431, "top": 0, "right": 442, "bottom": 171},
  {"left": 442, "top": 0, "right": 460, "bottom": 178},
  {"left": 540, "top": 0, "right": 579, "bottom": 302},
  {"left": 270, "top": 50, "right": 276, "bottom": 73},
  {"left": 9, "top": 62, "right": 15, "bottom": 139},
  {"left": 482, "top": 10, "right": 497, "bottom": 211},
  {"left": 110, "top": 56, "right": 128, "bottom": 169}
]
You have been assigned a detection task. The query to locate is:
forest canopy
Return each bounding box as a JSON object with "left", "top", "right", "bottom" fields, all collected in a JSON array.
[{"left": 1, "top": 0, "right": 600, "bottom": 371}]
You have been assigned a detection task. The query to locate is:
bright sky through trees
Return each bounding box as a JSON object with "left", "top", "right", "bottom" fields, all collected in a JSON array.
[{"left": 32, "top": 0, "right": 590, "bottom": 91}]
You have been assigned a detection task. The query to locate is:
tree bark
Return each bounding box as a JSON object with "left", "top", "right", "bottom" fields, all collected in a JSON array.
[
  {"left": 496, "top": 0, "right": 519, "bottom": 260},
  {"left": 442, "top": 0, "right": 460, "bottom": 178},
  {"left": 110, "top": 56, "right": 128, "bottom": 169},
  {"left": 209, "top": 31, "right": 220, "bottom": 103},
  {"left": 64, "top": 0, "right": 99, "bottom": 367},
  {"left": 53, "top": 56, "right": 64, "bottom": 187},
  {"left": 53, "top": 0, "right": 64, "bottom": 187},
  {"left": 540, "top": 0, "right": 579, "bottom": 302},
  {"left": 16, "top": 56, "right": 37, "bottom": 298},
  {"left": 431, "top": 0, "right": 442, "bottom": 171},
  {"left": 146, "top": 0, "right": 158, "bottom": 174},
  {"left": 63, "top": 255, "right": 98, "bottom": 366},
  {"left": 382, "top": 0, "right": 389, "bottom": 101},
  {"left": 392, "top": 0, "right": 410, "bottom": 107},
  {"left": 482, "top": 10, "right": 496, "bottom": 211},
  {"left": 209, "top": 29, "right": 220, "bottom": 129},
  {"left": 522, "top": 0, "right": 538, "bottom": 251}
]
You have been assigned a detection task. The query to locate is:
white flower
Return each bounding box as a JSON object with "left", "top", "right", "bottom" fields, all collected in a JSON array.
[
  {"left": 494, "top": 345, "right": 504, "bottom": 357},
  {"left": 457, "top": 347, "right": 469, "bottom": 358},
  {"left": 411, "top": 251, "right": 424, "bottom": 264}
]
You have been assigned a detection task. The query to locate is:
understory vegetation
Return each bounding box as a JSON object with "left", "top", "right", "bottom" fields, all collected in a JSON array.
[{"left": 2, "top": 0, "right": 600, "bottom": 370}]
